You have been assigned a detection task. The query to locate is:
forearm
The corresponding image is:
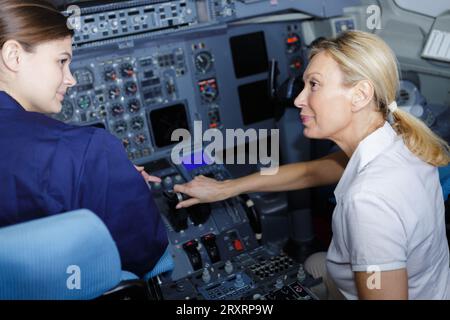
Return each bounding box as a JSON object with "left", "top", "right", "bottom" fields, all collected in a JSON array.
[{"left": 224, "top": 150, "right": 348, "bottom": 197}]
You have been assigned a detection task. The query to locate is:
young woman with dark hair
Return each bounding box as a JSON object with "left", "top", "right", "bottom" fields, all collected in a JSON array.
[{"left": 0, "top": 0, "right": 168, "bottom": 277}]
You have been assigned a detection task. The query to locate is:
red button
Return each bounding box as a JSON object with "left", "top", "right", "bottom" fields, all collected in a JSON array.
[{"left": 233, "top": 239, "right": 244, "bottom": 251}]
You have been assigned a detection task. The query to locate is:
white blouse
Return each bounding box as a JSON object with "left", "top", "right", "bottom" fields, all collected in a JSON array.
[{"left": 327, "top": 121, "right": 449, "bottom": 300}]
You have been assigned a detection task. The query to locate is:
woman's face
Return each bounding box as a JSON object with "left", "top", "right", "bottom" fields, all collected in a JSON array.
[
  {"left": 17, "top": 36, "right": 76, "bottom": 114},
  {"left": 294, "top": 51, "right": 353, "bottom": 140}
]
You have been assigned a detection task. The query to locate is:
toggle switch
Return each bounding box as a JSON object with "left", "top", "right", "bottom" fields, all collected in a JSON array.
[
  {"left": 201, "top": 233, "right": 221, "bottom": 263},
  {"left": 183, "top": 240, "right": 203, "bottom": 271}
]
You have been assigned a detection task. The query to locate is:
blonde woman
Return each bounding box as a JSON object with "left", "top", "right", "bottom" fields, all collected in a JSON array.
[{"left": 174, "top": 30, "right": 450, "bottom": 299}]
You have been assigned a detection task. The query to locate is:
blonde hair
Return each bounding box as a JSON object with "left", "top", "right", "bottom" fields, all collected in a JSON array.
[{"left": 310, "top": 30, "right": 449, "bottom": 167}]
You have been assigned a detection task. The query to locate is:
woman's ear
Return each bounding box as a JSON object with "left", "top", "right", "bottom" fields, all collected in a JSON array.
[
  {"left": 1, "top": 40, "right": 23, "bottom": 72},
  {"left": 351, "top": 80, "right": 374, "bottom": 112}
]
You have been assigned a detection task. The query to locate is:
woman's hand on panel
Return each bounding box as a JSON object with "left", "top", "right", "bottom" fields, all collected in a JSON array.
[{"left": 173, "top": 175, "right": 232, "bottom": 208}]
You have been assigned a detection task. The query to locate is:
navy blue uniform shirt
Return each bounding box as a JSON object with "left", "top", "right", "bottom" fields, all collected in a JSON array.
[{"left": 0, "top": 91, "right": 168, "bottom": 277}]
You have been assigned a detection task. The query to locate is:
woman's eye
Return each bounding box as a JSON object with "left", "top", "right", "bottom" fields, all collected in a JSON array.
[
  {"left": 310, "top": 81, "right": 318, "bottom": 89},
  {"left": 60, "top": 59, "right": 68, "bottom": 66}
]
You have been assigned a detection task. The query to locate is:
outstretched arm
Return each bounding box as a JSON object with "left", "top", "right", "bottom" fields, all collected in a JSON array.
[{"left": 174, "top": 150, "right": 348, "bottom": 208}]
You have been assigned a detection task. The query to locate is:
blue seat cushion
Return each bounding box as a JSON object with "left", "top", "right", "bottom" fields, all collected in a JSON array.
[
  {"left": 144, "top": 246, "right": 174, "bottom": 280},
  {"left": 0, "top": 209, "right": 123, "bottom": 300}
]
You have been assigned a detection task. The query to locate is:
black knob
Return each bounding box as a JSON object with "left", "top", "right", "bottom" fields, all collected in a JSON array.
[
  {"left": 163, "top": 191, "right": 188, "bottom": 232},
  {"left": 186, "top": 202, "right": 211, "bottom": 226}
]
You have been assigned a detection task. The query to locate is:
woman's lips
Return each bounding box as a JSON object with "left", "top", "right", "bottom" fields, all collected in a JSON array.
[
  {"left": 56, "top": 92, "right": 65, "bottom": 101},
  {"left": 300, "top": 114, "right": 314, "bottom": 123}
]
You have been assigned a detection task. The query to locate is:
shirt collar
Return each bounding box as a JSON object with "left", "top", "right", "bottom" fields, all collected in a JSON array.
[
  {"left": 334, "top": 121, "right": 399, "bottom": 199},
  {"left": 0, "top": 91, "right": 26, "bottom": 112}
]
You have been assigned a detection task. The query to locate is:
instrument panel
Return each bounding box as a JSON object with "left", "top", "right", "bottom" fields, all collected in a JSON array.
[{"left": 144, "top": 153, "right": 320, "bottom": 300}]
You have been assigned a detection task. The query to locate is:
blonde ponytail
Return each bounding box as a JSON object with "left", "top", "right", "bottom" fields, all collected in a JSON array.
[
  {"left": 310, "top": 30, "right": 450, "bottom": 167},
  {"left": 391, "top": 108, "right": 450, "bottom": 166}
]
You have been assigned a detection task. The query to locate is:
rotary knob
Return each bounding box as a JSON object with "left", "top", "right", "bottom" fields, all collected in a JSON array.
[
  {"left": 121, "top": 63, "right": 134, "bottom": 78},
  {"left": 125, "top": 81, "right": 138, "bottom": 96}
]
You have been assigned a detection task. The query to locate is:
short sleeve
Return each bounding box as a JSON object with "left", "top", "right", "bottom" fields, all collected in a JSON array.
[
  {"left": 77, "top": 129, "right": 168, "bottom": 277},
  {"left": 342, "top": 191, "right": 407, "bottom": 272}
]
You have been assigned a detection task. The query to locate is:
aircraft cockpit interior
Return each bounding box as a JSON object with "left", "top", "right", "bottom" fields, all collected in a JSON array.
[{"left": 0, "top": 0, "right": 449, "bottom": 302}]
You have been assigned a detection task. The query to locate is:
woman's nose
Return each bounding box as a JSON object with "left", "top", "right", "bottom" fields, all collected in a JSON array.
[
  {"left": 65, "top": 71, "right": 77, "bottom": 87},
  {"left": 294, "top": 89, "right": 306, "bottom": 109}
]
